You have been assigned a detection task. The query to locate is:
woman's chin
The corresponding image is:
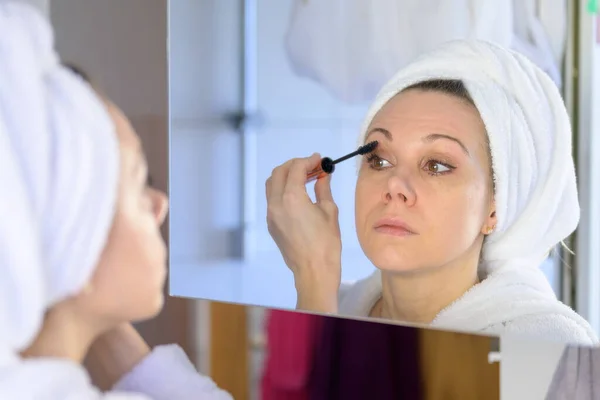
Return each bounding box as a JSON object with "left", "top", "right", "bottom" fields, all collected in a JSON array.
[
  {"left": 129, "top": 292, "right": 165, "bottom": 323},
  {"left": 373, "top": 262, "right": 423, "bottom": 274},
  {"left": 366, "top": 245, "right": 423, "bottom": 273},
  {"left": 147, "top": 292, "right": 165, "bottom": 317}
]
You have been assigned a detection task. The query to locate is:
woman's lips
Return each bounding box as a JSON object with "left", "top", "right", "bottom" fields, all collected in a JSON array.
[
  {"left": 374, "top": 225, "right": 414, "bottom": 237},
  {"left": 373, "top": 217, "right": 417, "bottom": 237}
]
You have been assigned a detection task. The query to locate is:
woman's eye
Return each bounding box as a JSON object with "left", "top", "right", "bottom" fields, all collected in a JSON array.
[
  {"left": 425, "top": 160, "right": 452, "bottom": 175},
  {"left": 367, "top": 155, "right": 392, "bottom": 170}
]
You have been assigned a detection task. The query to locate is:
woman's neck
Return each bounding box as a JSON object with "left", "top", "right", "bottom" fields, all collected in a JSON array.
[
  {"left": 378, "top": 255, "right": 481, "bottom": 324},
  {"left": 20, "top": 305, "right": 107, "bottom": 363}
]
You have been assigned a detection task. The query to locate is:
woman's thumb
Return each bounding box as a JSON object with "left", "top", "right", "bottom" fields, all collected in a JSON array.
[{"left": 314, "top": 173, "right": 334, "bottom": 204}]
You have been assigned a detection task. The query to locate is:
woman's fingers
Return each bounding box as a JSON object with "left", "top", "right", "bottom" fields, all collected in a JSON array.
[
  {"left": 264, "top": 155, "right": 343, "bottom": 309},
  {"left": 267, "top": 158, "right": 294, "bottom": 204},
  {"left": 284, "top": 153, "right": 321, "bottom": 196},
  {"left": 267, "top": 154, "right": 321, "bottom": 206},
  {"left": 314, "top": 172, "right": 334, "bottom": 204}
]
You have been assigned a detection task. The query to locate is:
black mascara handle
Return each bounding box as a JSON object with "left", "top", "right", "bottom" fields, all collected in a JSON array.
[{"left": 306, "top": 157, "right": 335, "bottom": 183}]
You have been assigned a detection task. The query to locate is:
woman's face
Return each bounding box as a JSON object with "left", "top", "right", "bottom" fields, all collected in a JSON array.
[
  {"left": 355, "top": 89, "right": 496, "bottom": 273},
  {"left": 78, "top": 98, "right": 169, "bottom": 325}
]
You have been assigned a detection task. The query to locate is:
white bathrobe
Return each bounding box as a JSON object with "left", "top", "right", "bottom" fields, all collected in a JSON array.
[
  {"left": 338, "top": 268, "right": 598, "bottom": 346},
  {"left": 338, "top": 40, "right": 598, "bottom": 346},
  {"left": 0, "top": 3, "right": 231, "bottom": 399}
]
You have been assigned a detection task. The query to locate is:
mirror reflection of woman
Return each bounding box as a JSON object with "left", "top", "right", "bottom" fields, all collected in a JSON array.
[{"left": 267, "top": 40, "right": 598, "bottom": 345}]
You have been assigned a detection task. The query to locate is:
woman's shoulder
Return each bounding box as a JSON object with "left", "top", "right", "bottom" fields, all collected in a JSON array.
[
  {"left": 487, "top": 313, "right": 599, "bottom": 346},
  {"left": 337, "top": 270, "right": 382, "bottom": 317},
  {"left": 112, "top": 344, "right": 233, "bottom": 399}
]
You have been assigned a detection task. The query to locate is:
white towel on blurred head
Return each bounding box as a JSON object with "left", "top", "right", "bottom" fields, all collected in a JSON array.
[
  {"left": 0, "top": 2, "right": 128, "bottom": 398},
  {"left": 0, "top": 0, "right": 118, "bottom": 364}
]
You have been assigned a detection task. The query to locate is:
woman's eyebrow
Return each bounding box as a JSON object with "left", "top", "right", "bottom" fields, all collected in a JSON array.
[
  {"left": 364, "top": 127, "right": 392, "bottom": 144},
  {"left": 423, "top": 133, "right": 470, "bottom": 156},
  {"left": 365, "top": 128, "right": 470, "bottom": 157}
]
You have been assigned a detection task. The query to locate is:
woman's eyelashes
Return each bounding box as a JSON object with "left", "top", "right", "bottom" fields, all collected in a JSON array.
[
  {"left": 366, "top": 153, "right": 392, "bottom": 170},
  {"left": 364, "top": 153, "right": 456, "bottom": 176},
  {"left": 422, "top": 158, "right": 456, "bottom": 176}
]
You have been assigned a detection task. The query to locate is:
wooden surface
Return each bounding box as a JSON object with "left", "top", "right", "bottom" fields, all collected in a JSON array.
[
  {"left": 205, "top": 304, "right": 499, "bottom": 400},
  {"left": 418, "top": 329, "right": 500, "bottom": 400},
  {"left": 210, "top": 302, "right": 249, "bottom": 400}
]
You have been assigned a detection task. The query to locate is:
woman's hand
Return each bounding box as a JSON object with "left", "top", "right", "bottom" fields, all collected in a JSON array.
[
  {"left": 266, "top": 153, "right": 342, "bottom": 313},
  {"left": 84, "top": 323, "right": 151, "bottom": 390}
]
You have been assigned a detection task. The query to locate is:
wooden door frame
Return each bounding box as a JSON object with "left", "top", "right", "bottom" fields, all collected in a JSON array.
[{"left": 210, "top": 302, "right": 250, "bottom": 400}]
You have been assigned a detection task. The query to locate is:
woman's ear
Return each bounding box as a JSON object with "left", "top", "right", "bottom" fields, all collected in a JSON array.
[{"left": 481, "top": 202, "right": 497, "bottom": 235}]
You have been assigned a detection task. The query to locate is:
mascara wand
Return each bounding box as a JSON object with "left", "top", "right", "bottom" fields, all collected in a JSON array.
[{"left": 306, "top": 141, "right": 379, "bottom": 183}]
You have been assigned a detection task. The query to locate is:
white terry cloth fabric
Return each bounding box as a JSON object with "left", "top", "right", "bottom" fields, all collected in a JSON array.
[
  {"left": 0, "top": 0, "right": 119, "bottom": 362},
  {"left": 284, "top": 0, "right": 514, "bottom": 103},
  {"left": 112, "top": 345, "right": 233, "bottom": 400},
  {"left": 339, "top": 39, "right": 598, "bottom": 346},
  {"left": 0, "top": 344, "right": 234, "bottom": 399},
  {"left": 0, "top": 3, "right": 232, "bottom": 399},
  {"left": 339, "top": 267, "right": 597, "bottom": 345}
]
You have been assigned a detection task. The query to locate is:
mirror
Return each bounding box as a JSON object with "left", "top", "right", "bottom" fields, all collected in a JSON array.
[{"left": 169, "top": 0, "right": 600, "bottom": 347}]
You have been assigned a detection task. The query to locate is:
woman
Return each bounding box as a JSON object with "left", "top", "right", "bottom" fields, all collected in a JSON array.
[
  {"left": 266, "top": 39, "right": 598, "bottom": 345},
  {"left": 0, "top": 3, "right": 231, "bottom": 398}
]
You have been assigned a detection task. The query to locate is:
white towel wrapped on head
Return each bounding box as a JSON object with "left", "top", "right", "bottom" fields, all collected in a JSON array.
[
  {"left": 357, "top": 40, "right": 578, "bottom": 268},
  {"left": 0, "top": 1, "right": 119, "bottom": 362},
  {"left": 340, "top": 40, "right": 597, "bottom": 345}
]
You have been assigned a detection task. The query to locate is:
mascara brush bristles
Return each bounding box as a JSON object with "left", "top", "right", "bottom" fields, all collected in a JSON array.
[
  {"left": 358, "top": 140, "right": 379, "bottom": 155},
  {"left": 332, "top": 140, "right": 379, "bottom": 164}
]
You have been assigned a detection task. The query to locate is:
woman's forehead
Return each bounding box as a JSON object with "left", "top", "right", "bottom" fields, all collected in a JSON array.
[
  {"left": 379, "top": 89, "right": 479, "bottom": 118},
  {"left": 103, "top": 100, "right": 140, "bottom": 146},
  {"left": 372, "top": 91, "right": 486, "bottom": 141}
]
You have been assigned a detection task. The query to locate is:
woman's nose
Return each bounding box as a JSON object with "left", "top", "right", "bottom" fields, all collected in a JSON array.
[
  {"left": 383, "top": 172, "right": 416, "bottom": 206},
  {"left": 150, "top": 188, "right": 169, "bottom": 225}
]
